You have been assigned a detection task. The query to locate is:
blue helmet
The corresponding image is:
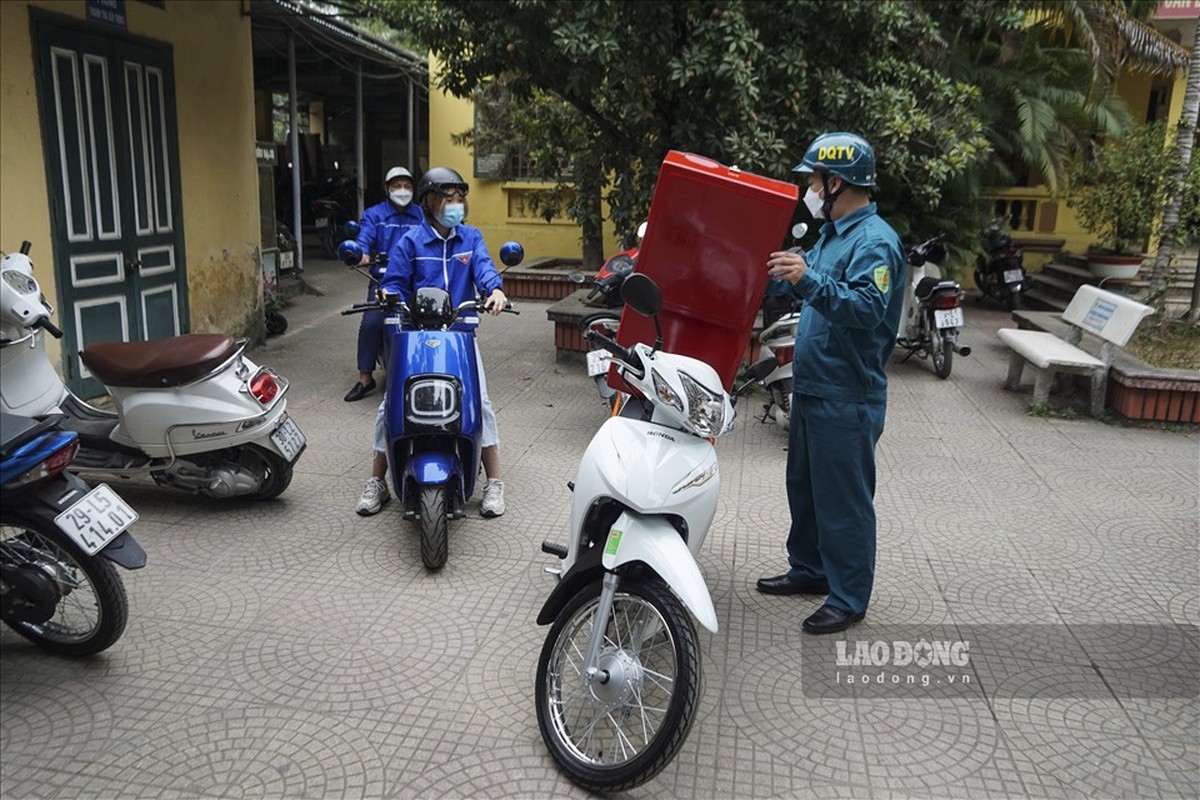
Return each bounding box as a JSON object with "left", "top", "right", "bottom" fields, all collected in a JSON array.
[{"left": 792, "top": 132, "right": 877, "bottom": 187}]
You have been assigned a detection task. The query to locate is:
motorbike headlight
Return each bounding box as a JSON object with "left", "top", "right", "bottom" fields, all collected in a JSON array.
[
  {"left": 407, "top": 378, "right": 459, "bottom": 425},
  {"left": 652, "top": 369, "right": 684, "bottom": 414},
  {"left": 679, "top": 371, "right": 728, "bottom": 437}
]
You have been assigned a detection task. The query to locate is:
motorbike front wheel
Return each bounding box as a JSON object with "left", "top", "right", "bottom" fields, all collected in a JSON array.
[
  {"left": 0, "top": 520, "right": 129, "bottom": 656},
  {"left": 929, "top": 325, "right": 953, "bottom": 379},
  {"left": 1003, "top": 289, "right": 1021, "bottom": 312},
  {"left": 536, "top": 575, "right": 701, "bottom": 792},
  {"left": 417, "top": 484, "right": 448, "bottom": 569}
]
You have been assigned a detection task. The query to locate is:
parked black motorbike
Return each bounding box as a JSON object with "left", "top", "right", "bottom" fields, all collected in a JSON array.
[
  {"left": 1, "top": 414, "right": 146, "bottom": 655},
  {"left": 896, "top": 233, "right": 971, "bottom": 379},
  {"left": 974, "top": 220, "right": 1028, "bottom": 311}
]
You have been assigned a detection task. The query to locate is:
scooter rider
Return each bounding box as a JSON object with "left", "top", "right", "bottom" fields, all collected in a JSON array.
[
  {"left": 354, "top": 166, "right": 510, "bottom": 518},
  {"left": 344, "top": 166, "right": 425, "bottom": 402},
  {"left": 757, "top": 132, "right": 905, "bottom": 634}
]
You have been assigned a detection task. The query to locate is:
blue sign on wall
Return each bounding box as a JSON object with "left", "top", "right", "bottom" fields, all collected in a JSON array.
[{"left": 87, "top": 0, "right": 128, "bottom": 30}]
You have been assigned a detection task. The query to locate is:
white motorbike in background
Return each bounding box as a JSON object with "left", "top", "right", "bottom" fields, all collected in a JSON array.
[
  {"left": 535, "top": 273, "right": 742, "bottom": 792},
  {"left": 0, "top": 241, "right": 305, "bottom": 500}
]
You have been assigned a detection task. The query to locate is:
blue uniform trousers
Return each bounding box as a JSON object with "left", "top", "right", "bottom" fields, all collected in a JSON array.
[
  {"left": 785, "top": 392, "right": 886, "bottom": 615},
  {"left": 356, "top": 281, "right": 385, "bottom": 374}
]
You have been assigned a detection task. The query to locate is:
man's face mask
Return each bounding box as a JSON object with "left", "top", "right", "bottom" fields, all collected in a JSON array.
[
  {"left": 438, "top": 202, "right": 465, "bottom": 228},
  {"left": 389, "top": 188, "right": 413, "bottom": 206},
  {"left": 803, "top": 186, "right": 825, "bottom": 219}
]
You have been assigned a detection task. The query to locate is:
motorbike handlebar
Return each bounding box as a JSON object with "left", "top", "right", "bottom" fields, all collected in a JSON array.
[
  {"left": 35, "top": 317, "right": 63, "bottom": 339},
  {"left": 585, "top": 328, "right": 634, "bottom": 364}
]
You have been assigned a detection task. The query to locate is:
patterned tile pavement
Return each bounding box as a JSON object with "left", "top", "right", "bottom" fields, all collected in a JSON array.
[{"left": 2, "top": 252, "right": 1196, "bottom": 799}]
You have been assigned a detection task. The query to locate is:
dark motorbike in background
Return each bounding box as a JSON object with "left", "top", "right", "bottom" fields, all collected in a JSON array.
[
  {"left": 896, "top": 233, "right": 971, "bottom": 379},
  {"left": 975, "top": 219, "right": 1029, "bottom": 310},
  {"left": 1, "top": 414, "right": 146, "bottom": 655}
]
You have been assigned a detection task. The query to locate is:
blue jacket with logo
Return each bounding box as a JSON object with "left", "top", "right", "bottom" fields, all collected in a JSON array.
[
  {"left": 356, "top": 200, "right": 425, "bottom": 283},
  {"left": 772, "top": 203, "right": 904, "bottom": 404},
  {"left": 379, "top": 218, "right": 504, "bottom": 331}
]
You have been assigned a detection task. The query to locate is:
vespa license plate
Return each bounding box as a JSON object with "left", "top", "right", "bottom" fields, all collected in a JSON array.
[
  {"left": 586, "top": 349, "right": 613, "bottom": 377},
  {"left": 271, "top": 416, "right": 306, "bottom": 463},
  {"left": 54, "top": 484, "right": 139, "bottom": 557},
  {"left": 1003, "top": 269, "right": 1024, "bottom": 284},
  {"left": 934, "top": 308, "right": 964, "bottom": 329}
]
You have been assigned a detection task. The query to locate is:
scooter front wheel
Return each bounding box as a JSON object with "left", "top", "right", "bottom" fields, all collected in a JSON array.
[
  {"left": 536, "top": 575, "right": 701, "bottom": 792},
  {"left": 0, "top": 520, "right": 129, "bottom": 656},
  {"left": 417, "top": 484, "right": 448, "bottom": 569}
]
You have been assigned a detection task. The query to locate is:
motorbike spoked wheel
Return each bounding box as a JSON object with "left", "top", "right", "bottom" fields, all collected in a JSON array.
[
  {"left": 417, "top": 484, "right": 448, "bottom": 569},
  {"left": 1003, "top": 290, "right": 1021, "bottom": 312},
  {"left": 929, "top": 325, "right": 953, "bottom": 379},
  {"left": 536, "top": 575, "right": 701, "bottom": 792},
  {"left": 0, "top": 521, "right": 128, "bottom": 656}
]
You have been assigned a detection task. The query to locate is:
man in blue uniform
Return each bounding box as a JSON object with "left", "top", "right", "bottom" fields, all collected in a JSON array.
[
  {"left": 344, "top": 166, "right": 425, "bottom": 402},
  {"left": 354, "top": 167, "right": 510, "bottom": 518},
  {"left": 756, "top": 132, "right": 905, "bottom": 634}
]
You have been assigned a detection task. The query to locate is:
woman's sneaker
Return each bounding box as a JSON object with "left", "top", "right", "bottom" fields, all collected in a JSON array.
[
  {"left": 356, "top": 477, "right": 390, "bottom": 516},
  {"left": 480, "top": 479, "right": 505, "bottom": 517}
]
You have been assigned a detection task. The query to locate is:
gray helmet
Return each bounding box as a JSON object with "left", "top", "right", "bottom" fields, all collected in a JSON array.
[{"left": 416, "top": 167, "right": 469, "bottom": 203}]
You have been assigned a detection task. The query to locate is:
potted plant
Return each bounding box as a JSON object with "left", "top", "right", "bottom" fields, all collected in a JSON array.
[{"left": 1066, "top": 121, "right": 1173, "bottom": 280}]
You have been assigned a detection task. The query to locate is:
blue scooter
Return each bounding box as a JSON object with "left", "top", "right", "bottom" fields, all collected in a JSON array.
[
  {"left": 338, "top": 235, "right": 523, "bottom": 568},
  {"left": 1, "top": 413, "right": 146, "bottom": 654}
]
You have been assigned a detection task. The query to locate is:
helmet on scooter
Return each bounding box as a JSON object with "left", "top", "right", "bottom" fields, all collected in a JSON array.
[
  {"left": 411, "top": 287, "right": 454, "bottom": 328},
  {"left": 416, "top": 167, "right": 469, "bottom": 203},
  {"left": 791, "top": 132, "right": 877, "bottom": 187}
]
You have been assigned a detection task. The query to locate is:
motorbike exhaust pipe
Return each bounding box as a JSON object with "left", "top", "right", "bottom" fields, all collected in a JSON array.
[{"left": 953, "top": 343, "right": 972, "bottom": 357}]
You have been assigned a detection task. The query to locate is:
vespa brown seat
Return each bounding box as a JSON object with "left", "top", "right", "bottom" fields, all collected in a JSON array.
[{"left": 80, "top": 334, "right": 241, "bottom": 388}]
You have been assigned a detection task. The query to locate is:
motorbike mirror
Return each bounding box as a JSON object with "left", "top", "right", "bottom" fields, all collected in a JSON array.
[
  {"left": 344, "top": 220, "right": 360, "bottom": 238},
  {"left": 792, "top": 223, "right": 808, "bottom": 240},
  {"left": 620, "top": 273, "right": 662, "bottom": 317},
  {"left": 499, "top": 241, "right": 525, "bottom": 268},
  {"left": 636, "top": 221, "right": 648, "bottom": 240},
  {"left": 567, "top": 270, "right": 586, "bottom": 284},
  {"left": 337, "top": 240, "right": 364, "bottom": 267}
]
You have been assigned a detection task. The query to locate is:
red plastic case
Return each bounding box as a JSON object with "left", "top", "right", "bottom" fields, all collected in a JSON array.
[{"left": 614, "top": 151, "right": 799, "bottom": 390}]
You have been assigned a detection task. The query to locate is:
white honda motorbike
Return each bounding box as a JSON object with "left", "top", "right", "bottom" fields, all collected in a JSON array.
[
  {"left": 0, "top": 242, "right": 305, "bottom": 500},
  {"left": 748, "top": 308, "right": 800, "bottom": 428},
  {"left": 535, "top": 273, "right": 737, "bottom": 792}
]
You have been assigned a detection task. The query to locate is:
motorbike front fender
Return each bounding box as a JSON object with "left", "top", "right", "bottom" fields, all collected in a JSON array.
[
  {"left": 602, "top": 511, "right": 718, "bottom": 632},
  {"left": 405, "top": 451, "right": 461, "bottom": 486}
]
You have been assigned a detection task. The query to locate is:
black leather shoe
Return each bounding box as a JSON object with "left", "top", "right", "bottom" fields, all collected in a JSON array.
[
  {"left": 802, "top": 604, "right": 865, "bottom": 634},
  {"left": 344, "top": 379, "right": 376, "bottom": 402},
  {"left": 755, "top": 574, "right": 830, "bottom": 596}
]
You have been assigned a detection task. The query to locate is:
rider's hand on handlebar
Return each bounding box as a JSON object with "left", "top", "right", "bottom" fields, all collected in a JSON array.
[
  {"left": 359, "top": 253, "right": 370, "bottom": 267},
  {"left": 767, "top": 250, "right": 808, "bottom": 285},
  {"left": 483, "top": 288, "right": 508, "bottom": 317}
]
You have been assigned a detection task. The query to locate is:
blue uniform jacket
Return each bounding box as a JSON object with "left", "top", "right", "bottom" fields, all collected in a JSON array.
[
  {"left": 772, "top": 203, "right": 904, "bottom": 404},
  {"left": 379, "top": 218, "right": 504, "bottom": 331},
  {"left": 356, "top": 200, "right": 425, "bottom": 283}
]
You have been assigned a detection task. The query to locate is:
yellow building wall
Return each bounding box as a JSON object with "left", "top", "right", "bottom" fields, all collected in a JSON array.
[
  {"left": 427, "top": 57, "right": 620, "bottom": 263},
  {"left": 0, "top": 0, "right": 261, "bottom": 366}
]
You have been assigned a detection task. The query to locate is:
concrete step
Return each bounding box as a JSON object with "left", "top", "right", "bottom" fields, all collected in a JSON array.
[
  {"left": 1038, "top": 262, "right": 1093, "bottom": 283},
  {"left": 1023, "top": 287, "right": 1068, "bottom": 312}
]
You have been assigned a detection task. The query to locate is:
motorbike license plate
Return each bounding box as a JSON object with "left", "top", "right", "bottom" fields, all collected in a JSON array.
[
  {"left": 314, "top": 216, "right": 328, "bottom": 229},
  {"left": 271, "top": 416, "right": 306, "bottom": 463},
  {"left": 586, "top": 349, "right": 613, "bottom": 377},
  {"left": 280, "top": 251, "right": 294, "bottom": 271},
  {"left": 1003, "top": 269, "right": 1024, "bottom": 284},
  {"left": 54, "top": 484, "right": 138, "bottom": 557},
  {"left": 934, "top": 308, "right": 964, "bottom": 329}
]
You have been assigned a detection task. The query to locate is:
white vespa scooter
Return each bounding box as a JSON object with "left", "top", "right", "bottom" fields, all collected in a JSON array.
[
  {"left": 0, "top": 242, "right": 304, "bottom": 500},
  {"left": 535, "top": 273, "right": 738, "bottom": 793}
]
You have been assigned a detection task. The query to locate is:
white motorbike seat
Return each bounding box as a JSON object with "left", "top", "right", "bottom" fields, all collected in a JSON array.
[{"left": 80, "top": 334, "right": 239, "bottom": 388}]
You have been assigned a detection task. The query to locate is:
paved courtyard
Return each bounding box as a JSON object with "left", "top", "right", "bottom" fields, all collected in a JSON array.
[{"left": 2, "top": 252, "right": 1197, "bottom": 799}]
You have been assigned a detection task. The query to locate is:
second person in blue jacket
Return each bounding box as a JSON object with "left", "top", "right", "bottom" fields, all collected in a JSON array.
[{"left": 354, "top": 167, "right": 510, "bottom": 519}]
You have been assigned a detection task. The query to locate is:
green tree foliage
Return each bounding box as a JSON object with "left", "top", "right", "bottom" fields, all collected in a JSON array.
[{"left": 370, "top": 0, "right": 992, "bottom": 254}]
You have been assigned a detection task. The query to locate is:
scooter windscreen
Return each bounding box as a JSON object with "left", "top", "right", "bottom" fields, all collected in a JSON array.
[{"left": 411, "top": 287, "right": 455, "bottom": 329}]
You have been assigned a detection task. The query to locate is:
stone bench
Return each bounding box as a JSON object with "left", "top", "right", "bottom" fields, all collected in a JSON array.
[{"left": 997, "top": 285, "right": 1153, "bottom": 415}]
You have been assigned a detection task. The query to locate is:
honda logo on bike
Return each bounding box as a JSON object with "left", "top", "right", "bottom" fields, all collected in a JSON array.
[{"left": 424, "top": 340, "right": 442, "bottom": 348}]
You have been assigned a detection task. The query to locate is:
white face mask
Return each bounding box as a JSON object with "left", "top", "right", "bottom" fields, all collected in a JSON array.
[
  {"left": 389, "top": 189, "right": 413, "bottom": 206},
  {"left": 803, "top": 186, "right": 825, "bottom": 219}
]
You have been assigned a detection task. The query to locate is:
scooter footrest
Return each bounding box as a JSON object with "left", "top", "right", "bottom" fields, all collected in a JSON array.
[{"left": 541, "top": 541, "right": 568, "bottom": 559}]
